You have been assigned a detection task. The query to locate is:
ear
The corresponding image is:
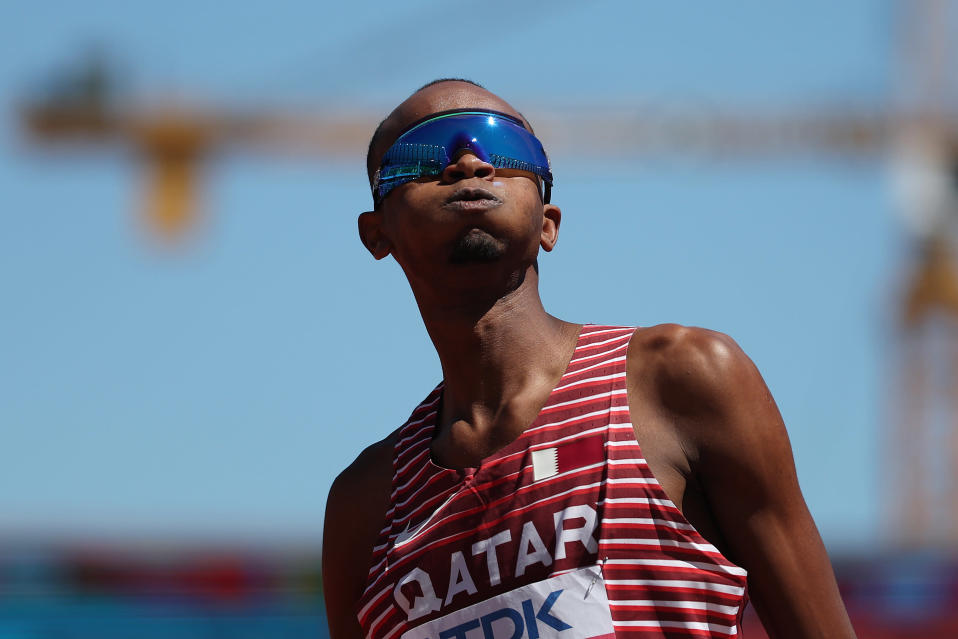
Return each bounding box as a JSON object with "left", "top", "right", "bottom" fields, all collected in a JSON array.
[
  {"left": 539, "top": 204, "right": 561, "bottom": 252},
  {"left": 358, "top": 210, "right": 392, "bottom": 260}
]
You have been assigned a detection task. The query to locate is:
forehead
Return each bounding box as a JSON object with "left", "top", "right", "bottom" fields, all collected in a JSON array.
[{"left": 372, "top": 83, "right": 528, "bottom": 168}]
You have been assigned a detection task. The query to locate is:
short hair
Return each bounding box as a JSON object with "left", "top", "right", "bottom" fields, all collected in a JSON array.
[{"left": 366, "top": 78, "right": 486, "bottom": 185}]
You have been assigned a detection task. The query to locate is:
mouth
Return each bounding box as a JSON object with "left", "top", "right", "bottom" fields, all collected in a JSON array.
[{"left": 443, "top": 187, "right": 503, "bottom": 211}]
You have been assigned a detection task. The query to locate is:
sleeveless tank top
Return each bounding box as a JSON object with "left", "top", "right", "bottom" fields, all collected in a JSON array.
[{"left": 357, "top": 326, "right": 749, "bottom": 639}]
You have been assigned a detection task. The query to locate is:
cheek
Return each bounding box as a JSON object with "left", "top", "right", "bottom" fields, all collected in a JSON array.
[
  {"left": 379, "top": 197, "right": 450, "bottom": 264},
  {"left": 497, "top": 178, "right": 544, "bottom": 231},
  {"left": 389, "top": 185, "right": 452, "bottom": 231},
  {"left": 383, "top": 189, "right": 438, "bottom": 234}
]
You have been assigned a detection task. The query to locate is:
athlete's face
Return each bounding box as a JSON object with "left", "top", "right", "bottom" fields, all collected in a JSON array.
[{"left": 359, "top": 83, "right": 561, "bottom": 296}]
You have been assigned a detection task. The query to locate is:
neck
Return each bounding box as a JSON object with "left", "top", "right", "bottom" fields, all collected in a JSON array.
[{"left": 416, "top": 267, "right": 578, "bottom": 432}]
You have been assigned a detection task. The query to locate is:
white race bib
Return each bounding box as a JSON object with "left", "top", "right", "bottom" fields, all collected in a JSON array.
[{"left": 401, "top": 565, "right": 615, "bottom": 639}]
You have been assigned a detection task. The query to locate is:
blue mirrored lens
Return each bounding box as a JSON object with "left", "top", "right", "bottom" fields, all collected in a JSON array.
[{"left": 373, "top": 111, "right": 553, "bottom": 205}]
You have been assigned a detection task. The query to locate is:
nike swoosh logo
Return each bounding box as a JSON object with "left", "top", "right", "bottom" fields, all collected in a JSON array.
[{"left": 393, "top": 490, "right": 459, "bottom": 548}]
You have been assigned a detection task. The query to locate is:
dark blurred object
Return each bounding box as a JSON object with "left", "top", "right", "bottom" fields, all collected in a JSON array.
[
  {"left": 17, "top": 48, "right": 374, "bottom": 243},
  {"left": 741, "top": 554, "right": 958, "bottom": 638},
  {"left": 0, "top": 542, "right": 325, "bottom": 638},
  {"left": 23, "top": 46, "right": 116, "bottom": 139},
  {"left": 4, "top": 545, "right": 958, "bottom": 638},
  {"left": 19, "top": 48, "right": 219, "bottom": 241}
]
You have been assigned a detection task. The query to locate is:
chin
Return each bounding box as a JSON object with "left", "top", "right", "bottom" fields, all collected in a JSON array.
[{"left": 449, "top": 230, "right": 507, "bottom": 264}]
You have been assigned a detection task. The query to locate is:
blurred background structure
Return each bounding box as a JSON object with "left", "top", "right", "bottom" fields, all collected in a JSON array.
[{"left": 5, "top": 0, "right": 958, "bottom": 636}]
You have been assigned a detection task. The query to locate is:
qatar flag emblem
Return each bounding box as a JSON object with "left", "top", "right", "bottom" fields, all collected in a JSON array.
[{"left": 531, "top": 436, "right": 605, "bottom": 482}]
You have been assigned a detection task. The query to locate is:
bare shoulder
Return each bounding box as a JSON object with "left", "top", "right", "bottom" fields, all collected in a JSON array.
[
  {"left": 624, "top": 323, "right": 777, "bottom": 502},
  {"left": 324, "top": 429, "right": 397, "bottom": 555},
  {"left": 627, "top": 323, "right": 767, "bottom": 426},
  {"left": 630, "top": 324, "right": 856, "bottom": 636},
  {"left": 323, "top": 430, "right": 399, "bottom": 639},
  {"left": 328, "top": 431, "right": 398, "bottom": 512}
]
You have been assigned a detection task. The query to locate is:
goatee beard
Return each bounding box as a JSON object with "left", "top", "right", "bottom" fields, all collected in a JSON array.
[{"left": 450, "top": 230, "right": 507, "bottom": 264}]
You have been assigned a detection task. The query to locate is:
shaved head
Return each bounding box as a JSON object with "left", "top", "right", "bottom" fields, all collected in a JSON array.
[{"left": 365, "top": 79, "right": 535, "bottom": 187}]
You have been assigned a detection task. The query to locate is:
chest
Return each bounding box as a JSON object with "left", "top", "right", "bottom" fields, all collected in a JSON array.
[{"left": 379, "top": 434, "right": 609, "bottom": 627}]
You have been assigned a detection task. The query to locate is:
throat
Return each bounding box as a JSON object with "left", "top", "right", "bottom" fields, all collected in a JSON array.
[
  {"left": 430, "top": 321, "right": 584, "bottom": 470},
  {"left": 431, "top": 414, "right": 530, "bottom": 471}
]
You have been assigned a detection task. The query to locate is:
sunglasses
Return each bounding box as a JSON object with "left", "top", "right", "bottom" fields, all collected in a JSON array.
[{"left": 371, "top": 109, "right": 553, "bottom": 206}]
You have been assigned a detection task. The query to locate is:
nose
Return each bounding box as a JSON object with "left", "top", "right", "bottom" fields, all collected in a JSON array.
[{"left": 441, "top": 151, "right": 496, "bottom": 183}]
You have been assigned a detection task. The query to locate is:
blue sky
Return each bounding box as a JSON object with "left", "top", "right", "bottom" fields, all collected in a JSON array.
[{"left": 1, "top": 0, "right": 906, "bottom": 551}]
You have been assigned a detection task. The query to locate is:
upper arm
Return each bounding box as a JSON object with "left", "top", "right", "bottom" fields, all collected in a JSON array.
[
  {"left": 649, "top": 327, "right": 855, "bottom": 638},
  {"left": 323, "top": 437, "right": 395, "bottom": 639}
]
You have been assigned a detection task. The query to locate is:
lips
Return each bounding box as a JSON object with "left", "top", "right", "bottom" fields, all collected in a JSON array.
[{"left": 443, "top": 187, "right": 503, "bottom": 211}]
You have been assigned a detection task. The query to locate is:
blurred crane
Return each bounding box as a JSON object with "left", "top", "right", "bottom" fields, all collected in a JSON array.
[
  {"left": 16, "top": 1, "right": 958, "bottom": 551},
  {"left": 19, "top": 53, "right": 906, "bottom": 241}
]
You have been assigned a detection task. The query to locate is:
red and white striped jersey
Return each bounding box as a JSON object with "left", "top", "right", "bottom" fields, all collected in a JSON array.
[{"left": 357, "top": 326, "right": 749, "bottom": 639}]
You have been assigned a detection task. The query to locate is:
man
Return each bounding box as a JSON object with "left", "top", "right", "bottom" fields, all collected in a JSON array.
[{"left": 323, "top": 79, "right": 855, "bottom": 639}]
